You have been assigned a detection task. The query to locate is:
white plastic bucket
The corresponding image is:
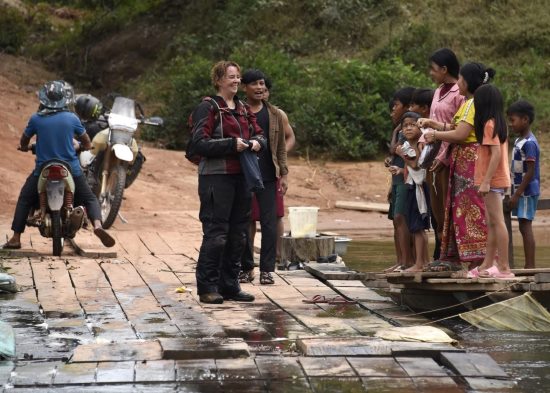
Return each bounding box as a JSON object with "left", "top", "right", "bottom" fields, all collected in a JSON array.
[{"left": 288, "top": 206, "right": 319, "bottom": 238}]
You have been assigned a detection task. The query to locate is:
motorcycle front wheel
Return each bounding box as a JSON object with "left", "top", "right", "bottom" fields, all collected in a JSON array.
[
  {"left": 51, "top": 210, "right": 64, "bottom": 256},
  {"left": 99, "top": 163, "right": 127, "bottom": 229}
]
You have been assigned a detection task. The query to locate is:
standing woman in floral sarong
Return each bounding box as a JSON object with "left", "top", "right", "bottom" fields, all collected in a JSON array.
[{"left": 421, "top": 63, "right": 495, "bottom": 270}]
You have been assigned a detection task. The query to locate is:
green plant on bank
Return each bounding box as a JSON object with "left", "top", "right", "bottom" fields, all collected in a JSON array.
[
  {"left": 0, "top": 6, "right": 27, "bottom": 54},
  {"left": 6, "top": 0, "right": 550, "bottom": 159}
]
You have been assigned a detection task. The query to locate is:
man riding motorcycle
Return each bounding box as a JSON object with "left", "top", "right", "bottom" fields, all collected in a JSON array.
[{"left": 1, "top": 80, "right": 115, "bottom": 250}]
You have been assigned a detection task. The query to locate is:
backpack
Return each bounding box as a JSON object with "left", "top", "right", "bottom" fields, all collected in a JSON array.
[{"left": 185, "top": 97, "right": 221, "bottom": 165}]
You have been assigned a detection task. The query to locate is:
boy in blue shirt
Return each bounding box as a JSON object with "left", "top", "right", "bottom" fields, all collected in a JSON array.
[
  {"left": 1, "top": 81, "right": 115, "bottom": 250},
  {"left": 507, "top": 100, "right": 540, "bottom": 268}
]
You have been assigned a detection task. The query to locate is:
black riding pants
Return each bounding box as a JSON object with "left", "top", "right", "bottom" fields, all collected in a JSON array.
[
  {"left": 196, "top": 174, "right": 251, "bottom": 296},
  {"left": 11, "top": 173, "right": 102, "bottom": 233}
]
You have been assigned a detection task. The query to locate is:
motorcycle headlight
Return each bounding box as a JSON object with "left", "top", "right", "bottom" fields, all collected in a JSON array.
[{"left": 110, "top": 129, "right": 134, "bottom": 145}]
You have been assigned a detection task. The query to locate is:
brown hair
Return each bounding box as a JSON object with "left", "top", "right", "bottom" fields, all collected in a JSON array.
[{"left": 210, "top": 60, "right": 241, "bottom": 89}]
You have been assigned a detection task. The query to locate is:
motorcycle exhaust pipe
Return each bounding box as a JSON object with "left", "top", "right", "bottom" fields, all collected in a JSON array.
[{"left": 67, "top": 206, "right": 85, "bottom": 238}]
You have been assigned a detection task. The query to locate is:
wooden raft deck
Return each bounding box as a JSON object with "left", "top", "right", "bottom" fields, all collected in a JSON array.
[
  {"left": 0, "top": 224, "right": 515, "bottom": 391},
  {"left": 363, "top": 269, "right": 550, "bottom": 316}
]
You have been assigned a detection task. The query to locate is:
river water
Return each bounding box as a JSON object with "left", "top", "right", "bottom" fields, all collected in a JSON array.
[{"left": 344, "top": 239, "right": 550, "bottom": 392}]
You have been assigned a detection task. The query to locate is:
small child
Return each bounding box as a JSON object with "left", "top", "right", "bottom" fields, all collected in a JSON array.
[
  {"left": 507, "top": 100, "right": 540, "bottom": 269},
  {"left": 384, "top": 87, "right": 415, "bottom": 272},
  {"left": 472, "top": 84, "right": 513, "bottom": 278},
  {"left": 409, "top": 88, "right": 435, "bottom": 118},
  {"left": 398, "top": 111, "right": 430, "bottom": 272}
]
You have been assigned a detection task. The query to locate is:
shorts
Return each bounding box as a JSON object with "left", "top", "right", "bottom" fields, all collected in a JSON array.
[
  {"left": 388, "top": 183, "right": 409, "bottom": 220},
  {"left": 512, "top": 195, "right": 538, "bottom": 221},
  {"left": 251, "top": 178, "right": 285, "bottom": 221},
  {"left": 406, "top": 184, "right": 430, "bottom": 233}
]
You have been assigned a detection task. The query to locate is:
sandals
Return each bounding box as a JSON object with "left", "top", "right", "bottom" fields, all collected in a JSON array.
[
  {"left": 425, "top": 261, "right": 462, "bottom": 272},
  {"left": 239, "top": 269, "right": 255, "bottom": 283},
  {"left": 260, "top": 272, "right": 275, "bottom": 285},
  {"left": 1, "top": 242, "right": 21, "bottom": 250},
  {"left": 94, "top": 228, "right": 115, "bottom": 248},
  {"left": 479, "top": 265, "right": 515, "bottom": 279},
  {"left": 302, "top": 295, "right": 357, "bottom": 304}
]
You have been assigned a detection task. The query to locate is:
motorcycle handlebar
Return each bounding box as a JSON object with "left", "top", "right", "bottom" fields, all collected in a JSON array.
[{"left": 141, "top": 117, "right": 164, "bottom": 127}]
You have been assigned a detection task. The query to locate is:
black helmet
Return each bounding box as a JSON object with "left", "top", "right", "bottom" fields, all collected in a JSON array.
[
  {"left": 38, "top": 80, "right": 67, "bottom": 109},
  {"left": 75, "top": 94, "right": 103, "bottom": 120}
]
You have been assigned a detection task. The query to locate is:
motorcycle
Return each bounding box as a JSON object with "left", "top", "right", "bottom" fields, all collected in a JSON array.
[
  {"left": 25, "top": 144, "right": 87, "bottom": 256},
  {"left": 79, "top": 96, "right": 163, "bottom": 229}
]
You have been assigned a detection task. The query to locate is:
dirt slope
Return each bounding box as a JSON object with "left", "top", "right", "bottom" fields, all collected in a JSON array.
[{"left": 0, "top": 54, "right": 393, "bottom": 238}]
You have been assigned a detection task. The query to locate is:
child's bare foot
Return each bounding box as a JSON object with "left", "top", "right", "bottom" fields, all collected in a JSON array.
[
  {"left": 404, "top": 266, "right": 423, "bottom": 272},
  {"left": 383, "top": 263, "right": 400, "bottom": 273}
]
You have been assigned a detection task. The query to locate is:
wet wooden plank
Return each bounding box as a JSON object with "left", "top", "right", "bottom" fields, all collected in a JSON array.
[
  {"left": 135, "top": 360, "right": 176, "bottom": 382},
  {"left": 332, "top": 286, "right": 389, "bottom": 302},
  {"left": 31, "top": 259, "right": 82, "bottom": 317},
  {"left": 221, "top": 380, "right": 268, "bottom": 392},
  {"left": 396, "top": 357, "right": 447, "bottom": 377},
  {"left": 512, "top": 268, "right": 550, "bottom": 276},
  {"left": 534, "top": 272, "right": 550, "bottom": 283},
  {"left": 360, "top": 376, "right": 416, "bottom": 392},
  {"left": 54, "top": 362, "right": 97, "bottom": 385},
  {"left": 0, "top": 361, "right": 15, "bottom": 386},
  {"left": 347, "top": 357, "right": 407, "bottom": 377},
  {"left": 309, "top": 377, "right": 365, "bottom": 392},
  {"left": 11, "top": 360, "right": 61, "bottom": 386},
  {"left": 439, "top": 352, "right": 508, "bottom": 378},
  {"left": 160, "top": 338, "right": 249, "bottom": 360},
  {"left": 157, "top": 254, "right": 197, "bottom": 274},
  {"left": 158, "top": 231, "right": 200, "bottom": 259},
  {"left": 297, "top": 337, "right": 461, "bottom": 357},
  {"left": 1, "top": 259, "right": 33, "bottom": 288},
  {"left": 113, "top": 231, "right": 150, "bottom": 256},
  {"left": 68, "top": 238, "right": 117, "bottom": 258},
  {"left": 255, "top": 356, "right": 306, "bottom": 380},
  {"left": 327, "top": 280, "right": 367, "bottom": 287},
  {"left": 299, "top": 357, "right": 356, "bottom": 377},
  {"left": 99, "top": 259, "right": 166, "bottom": 324},
  {"left": 175, "top": 359, "right": 217, "bottom": 381},
  {"left": 96, "top": 361, "right": 135, "bottom": 383},
  {"left": 138, "top": 232, "right": 173, "bottom": 255},
  {"left": 66, "top": 258, "right": 111, "bottom": 289},
  {"left": 465, "top": 377, "right": 516, "bottom": 391},
  {"left": 265, "top": 378, "right": 312, "bottom": 392},
  {"left": 0, "top": 248, "right": 39, "bottom": 258},
  {"left": 71, "top": 340, "right": 162, "bottom": 362},
  {"left": 215, "top": 358, "right": 261, "bottom": 380},
  {"left": 413, "top": 377, "right": 462, "bottom": 391}
]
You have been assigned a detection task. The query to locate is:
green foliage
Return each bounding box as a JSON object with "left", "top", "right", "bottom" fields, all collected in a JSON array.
[
  {"left": 288, "top": 58, "right": 429, "bottom": 159},
  {"left": 14, "top": 0, "right": 550, "bottom": 159},
  {"left": 0, "top": 6, "right": 27, "bottom": 54}
]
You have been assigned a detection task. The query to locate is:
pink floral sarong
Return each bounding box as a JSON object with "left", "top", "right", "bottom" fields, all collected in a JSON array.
[{"left": 440, "top": 143, "right": 487, "bottom": 263}]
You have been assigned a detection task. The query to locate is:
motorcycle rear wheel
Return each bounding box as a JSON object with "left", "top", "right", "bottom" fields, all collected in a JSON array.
[
  {"left": 51, "top": 211, "right": 64, "bottom": 256},
  {"left": 99, "top": 163, "right": 127, "bottom": 229}
]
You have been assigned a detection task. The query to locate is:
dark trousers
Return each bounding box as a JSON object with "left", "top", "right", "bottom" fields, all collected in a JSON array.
[
  {"left": 196, "top": 174, "right": 251, "bottom": 296},
  {"left": 241, "top": 180, "right": 278, "bottom": 273},
  {"left": 11, "top": 173, "right": 102, "bottom": 233}
]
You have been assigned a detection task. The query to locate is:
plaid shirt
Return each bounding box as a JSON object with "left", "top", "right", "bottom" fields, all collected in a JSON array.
[{"left": 511, "top": 131, "right": 540, "bottom": 196}]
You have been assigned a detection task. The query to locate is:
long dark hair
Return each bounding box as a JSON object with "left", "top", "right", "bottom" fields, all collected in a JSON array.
[
  {"left": 473, "top": 84, "right": 507, "bottom": 144},
  {"left": 460, "top": 62, "right": 496, "bottom": 95},
  {"left": 430, "top": 48, "right": 460, "bottom": 79}
]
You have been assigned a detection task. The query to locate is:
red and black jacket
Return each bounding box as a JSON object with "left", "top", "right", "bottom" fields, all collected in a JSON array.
[{"left": 191, "top": 96, "right": 266, "bottom": 175}]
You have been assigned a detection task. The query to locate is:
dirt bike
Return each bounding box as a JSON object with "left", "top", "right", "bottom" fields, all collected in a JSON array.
[
  {"left": 25, "top": 144, "right": 87, "bottom": 256},
  {"left": 80, "top": 96, "right": 163, "bottom": 229}
]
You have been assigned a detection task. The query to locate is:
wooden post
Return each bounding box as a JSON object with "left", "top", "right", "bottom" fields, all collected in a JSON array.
[{"left": 280, "top": 236, "right": 335, "bottom": 264}]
